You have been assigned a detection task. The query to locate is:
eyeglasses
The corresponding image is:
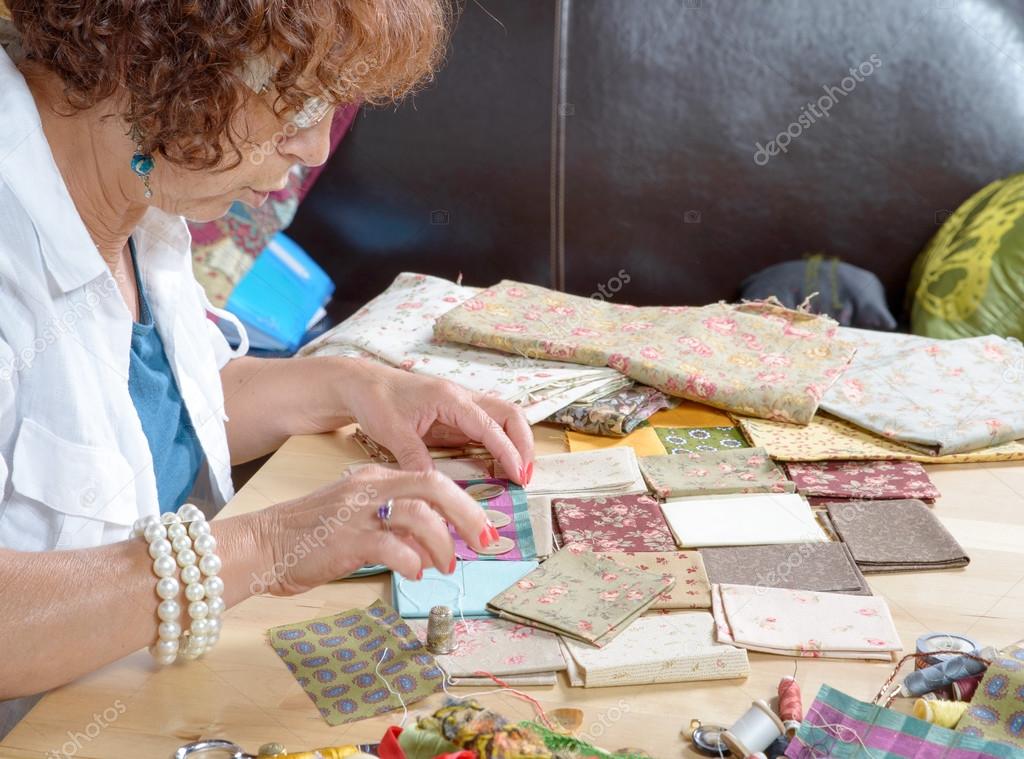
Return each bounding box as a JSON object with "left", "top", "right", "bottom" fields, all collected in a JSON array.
[{"left": 240, "top": 56, "right": 334, "bottom": 130}]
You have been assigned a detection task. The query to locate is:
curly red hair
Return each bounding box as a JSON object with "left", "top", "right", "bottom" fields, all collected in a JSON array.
[{"left": 8, "top": 0, "right": 451, "bottom": 169}]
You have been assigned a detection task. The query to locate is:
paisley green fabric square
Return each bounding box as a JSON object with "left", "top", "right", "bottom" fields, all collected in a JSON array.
[
  {"left": 957, "top": 645, "right": 1024, "bottom": 749},
  {"left": 267, "top": 598, "right": 443, "bottom": 726},
  {"left": 655, "top": 425, "right": 749, "bottom": 454}
]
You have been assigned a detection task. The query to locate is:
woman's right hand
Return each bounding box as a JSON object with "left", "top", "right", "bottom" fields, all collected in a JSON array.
[{"left": 251, "top": 465, "right": 499, "bottom": 597}]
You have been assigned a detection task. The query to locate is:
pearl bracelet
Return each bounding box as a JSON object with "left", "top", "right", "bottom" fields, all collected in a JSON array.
[{"left": 133, "top": 502, "right": 224, "bottom": 665}]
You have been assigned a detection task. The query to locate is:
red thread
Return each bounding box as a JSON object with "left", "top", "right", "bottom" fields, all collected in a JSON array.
[
  {"left": 778, "top": 675, "right": 804, "bottom": 726},
  {"left": 472, "top": 670, "right": 555, "bottom": 730},
  {"left": 953, "top": 673, "right": 983, "bottom": 702}
]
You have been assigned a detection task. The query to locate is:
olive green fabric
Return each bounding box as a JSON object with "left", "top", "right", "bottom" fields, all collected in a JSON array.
[{"left": 908, "top": 172, "right": 1024, "bottom": 339}]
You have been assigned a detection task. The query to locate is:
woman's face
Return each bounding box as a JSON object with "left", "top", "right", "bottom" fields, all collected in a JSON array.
[{"left": 150, "top": 90, "right": 337, "bottom": 223}]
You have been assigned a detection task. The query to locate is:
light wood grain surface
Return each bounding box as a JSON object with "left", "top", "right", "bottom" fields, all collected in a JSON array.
[{"left": 4, "top": 423, "right": 1023, "bottom": 758}]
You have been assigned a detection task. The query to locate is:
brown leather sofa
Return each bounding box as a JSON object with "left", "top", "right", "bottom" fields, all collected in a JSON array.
[{"left": 286, "top": 0, "right": 1024, "bottom": 322}]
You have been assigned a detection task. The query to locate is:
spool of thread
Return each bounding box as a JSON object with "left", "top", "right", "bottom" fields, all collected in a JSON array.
[
  {"left": 915, "top": 633, "right": 979, "bottom": 670},
  {"left": 721, "top": 700, "right": 785, "bottom": 759},
  {"left": 746, "top": 753, "right": 767, "bottom": 759},
  {"left": 764, "top": 735, "right": 791, "bottom": 759},
  {"left": 425, "top": 605, "right": 455, "bottom": 655},
  {"left": 953, "top": 673, "right": 983, "bottom": 701},
  {"left": 913, "top": 698, "right": 969, "bottom": 728},
  {"left": 900, "top": 646, "right": 995, "bottom": 697},
  {"left": 777, "top": 676, "right": 803, "bottom": 737}
]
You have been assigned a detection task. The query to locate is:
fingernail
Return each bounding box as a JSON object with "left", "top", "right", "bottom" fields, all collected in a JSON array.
[
  {"left": 525, "top": 462, "right": 534, "bottom": 485},
  {"left": 478, "top": 527, "right": 492, "bottom": 548},
  {"left": 489, "top": 524, "right": 500, "bottom": 540},
  {"left": 518, "top": 465, "right": 526, "bottom": 484},
  {"left": 448, "top": 556, "right": 457, "bottom": 574},
  {"left": 416, "top": 569, "right": 423, "bottom": 581}
]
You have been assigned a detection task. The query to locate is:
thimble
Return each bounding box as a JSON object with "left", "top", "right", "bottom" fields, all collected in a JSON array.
[{"left": 426, "top": 605, "right": 455, "bottom": 655}]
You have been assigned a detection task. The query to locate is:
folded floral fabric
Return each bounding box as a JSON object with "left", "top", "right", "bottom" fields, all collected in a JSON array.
[
  {"left": 453, "top": 479, "right": 535, "bottom": 561},
  {"left": 407, "top": 617, "right": 566, "bottom": 678},
  {"left": 486, "top": 544, "right": 669, "bottom": 647},
  {"left": 561, "top": 612, "right": 749, "bottom": 688},
  {"left": 299, "top": 273, "right": 629, "bottom": 423},
  {"left": 496, "top": 447, "right": 647, "bottom": 496},
  {"left": 821, "top": 328, "right": 1024, "bottom": 455},
  {"left": 661, "top": 493, "right": 828, "bottom": 548},
  {"left": 700, "top": 543, "right": 871, "bottom": 596},
  {"left": 957, "top": 645, "right": 1024, "bottom": 750},
  {"left": 446, "top": 673, "right": 557, "bottom": 687},
  {"left": 825, "top": 499, "right": 970, "bottom": 572},
  {"left": 712, "top": 584, "right": 901, "bottom": 660},
  {"left": 601, "top": 551, "right": 711, "bottom": 609},
  {"left": 784, "top": 459, "right": 940, "bottom": 502},
  {"left": 551, "top": 494, "right": 677, "bottom": 552},
  {"left": 736, "top": 413, "right": 1024, "bottom": 463},
  {"left": 393, "top": 561, "right": 539, "bottom": 618},
  {"left": 434, "top": 280, "right": 856, "bottom": 424},
  {"left": 267, "top": 598, "right": 443, "bottom": 726},
  {"left": 639, "top": 447, "right": 793, "bottom": 498},
  {"left": 547, "top": 384, "right": 676, "bottom": 436},
  {"left": 655, "top": 425, "right": 750, "bottom": 454},
  {"left": 786, "top": 684, "right": 1019, "bottom": 758}
]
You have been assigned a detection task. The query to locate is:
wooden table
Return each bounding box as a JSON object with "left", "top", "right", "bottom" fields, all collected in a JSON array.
[{"left": 4, "top": 424, "right": 1024, "bottom": 758}]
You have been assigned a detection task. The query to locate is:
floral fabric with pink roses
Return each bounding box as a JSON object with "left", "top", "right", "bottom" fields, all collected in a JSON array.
[
  {"left": 711, "top": 583, "right": 902, "bottom": 661},
  {"left": 784, "top": 460, "right": 940, "bottom": 503},
  {"left": 639, "top": 447, "right": 794, "bottom": 499},
  {"left": 486, "top": 545, "right": 670, "bottom": 647},
  {"left": 407, "top": 617, "right": 566, "bottom": 678},
  {"left": 820, "top": 328, "right": 1024, "bottom": 455},
  {"left": 298, "top": 273, "right": 628, "bottom": 423},
  {"left": 602, "top": 551, "right": 711, "bottom": 609},
  {"left": 552, "top": 494, "right": 677, "bottom": 552},
  {"left": 433, "top": 280, "right": 856, "bottom": 424}
]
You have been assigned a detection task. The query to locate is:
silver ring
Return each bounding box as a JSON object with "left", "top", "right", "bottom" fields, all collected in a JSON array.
[{"left": 377, "top": 499, "right": 394, "bottom": 531}]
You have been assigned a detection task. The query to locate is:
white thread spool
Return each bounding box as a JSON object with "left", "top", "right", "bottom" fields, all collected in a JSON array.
[{"left": 721, "top": 699, "right": 785, "bottom": 758}]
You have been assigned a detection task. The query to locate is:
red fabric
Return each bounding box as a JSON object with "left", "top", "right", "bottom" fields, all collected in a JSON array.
[{"left": 378, "top": 726, "right": 406, "bottom": 759}]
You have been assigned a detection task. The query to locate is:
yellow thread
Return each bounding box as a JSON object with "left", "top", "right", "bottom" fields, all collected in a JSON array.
[{"left": 913, "top": 698, "right": 968, "bottom": 728}]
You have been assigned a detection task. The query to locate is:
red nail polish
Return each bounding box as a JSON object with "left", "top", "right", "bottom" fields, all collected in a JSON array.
[
  {"left": 525, "top": 462, "right": 534, "bottom": 484},
  {"left": 448, "top": 556, "right": 457, "bottom": 574},
  {"left": 489, "top": 524, "right": 500, "bottom": 540},
  {"left": 416, "top": 569, "right": 423, "bottom": 581},
  {"left": 478, "top": 527, "right": 492, "bottom": 548}
]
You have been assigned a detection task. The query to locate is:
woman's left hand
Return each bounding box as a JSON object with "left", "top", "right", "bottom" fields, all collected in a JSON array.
[{"left": 340, "top": 359, "right": 535, "bottom": 484}]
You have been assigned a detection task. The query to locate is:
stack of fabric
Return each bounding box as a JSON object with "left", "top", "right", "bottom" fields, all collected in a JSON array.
[{"left": 299, "top": 273, "right": 629, "bottom": 423}]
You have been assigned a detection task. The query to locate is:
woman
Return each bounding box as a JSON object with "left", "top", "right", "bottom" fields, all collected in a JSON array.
[{"left": 0, "top": 0, "right": 533, "bottom": 699}]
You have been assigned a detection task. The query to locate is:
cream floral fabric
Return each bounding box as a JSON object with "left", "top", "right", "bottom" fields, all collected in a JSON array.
[
  {"left": 712, "top": 583, "right": 901, "bottom": 661},
  {"left": 562, "top": 612, "right": 749, "bottom": 687},
  {"left": 433, "top": 280, "right": 856, "bottom": 424},
  {"left": 639, "top": 447, "right": 793, "bottom": 498},
  {"left": 735, "top": 414, "right": 1024, "bottom": 463}
]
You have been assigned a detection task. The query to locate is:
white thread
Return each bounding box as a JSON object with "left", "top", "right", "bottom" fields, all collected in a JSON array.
[
  {"left": 803, "top": 707, "right": 882, "bottom": 758},
  {"left": 375, "top": 646, "right": 409, "bottom": 728}
]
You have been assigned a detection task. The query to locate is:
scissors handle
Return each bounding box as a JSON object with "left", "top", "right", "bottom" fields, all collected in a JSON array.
[{"left": 259, "top": 749, "right": 361, "bottom": 759}]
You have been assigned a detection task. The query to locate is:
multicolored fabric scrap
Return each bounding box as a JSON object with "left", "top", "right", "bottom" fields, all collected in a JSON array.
[{"left": 785, "top": 684, "right": 1018, "bottom": 758}]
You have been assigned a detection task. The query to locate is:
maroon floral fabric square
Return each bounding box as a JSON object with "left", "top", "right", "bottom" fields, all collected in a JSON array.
[
  {"left": 552, "top": 494, "right": 677, "bottom": 552},
  {"left": 785, "top": 460, "right": 939, "bottom": 502}
]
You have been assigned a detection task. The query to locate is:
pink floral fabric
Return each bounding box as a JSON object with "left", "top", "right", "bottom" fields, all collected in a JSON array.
[
  {"left": 486, "top": 544, "right": 670, "bottom": 647},
  {"left": 602, "top": 551, "right": 711, "bottom": 609},
  {"left": 433, "top": 280, "right": 856, "bottom": 424},
  {"left": 712, "top": 583, "right": 902, "bottom": 660},
  {"left": 784, "top": 460, "right": 940, "bottom": 502},
  {"left": 407, "top": 617, "right": 565, "bottom": 677},
  {"left": 552, "top": 494, "right": 677, "bottom": 551}
]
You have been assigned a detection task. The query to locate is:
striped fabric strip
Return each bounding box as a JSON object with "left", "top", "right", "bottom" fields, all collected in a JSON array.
[{"left": 785, "top": 685, "right": 1018, "bottom": 758}]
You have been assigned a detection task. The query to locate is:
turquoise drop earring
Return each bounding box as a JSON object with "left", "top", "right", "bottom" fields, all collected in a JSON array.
[{"left": 130, "top": 127, "right": 155, "bottom": 198}]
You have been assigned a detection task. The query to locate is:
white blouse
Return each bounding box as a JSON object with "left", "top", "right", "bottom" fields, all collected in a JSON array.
[{"left": 0, "top": 46, "right": 246, "bottom": 551}]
